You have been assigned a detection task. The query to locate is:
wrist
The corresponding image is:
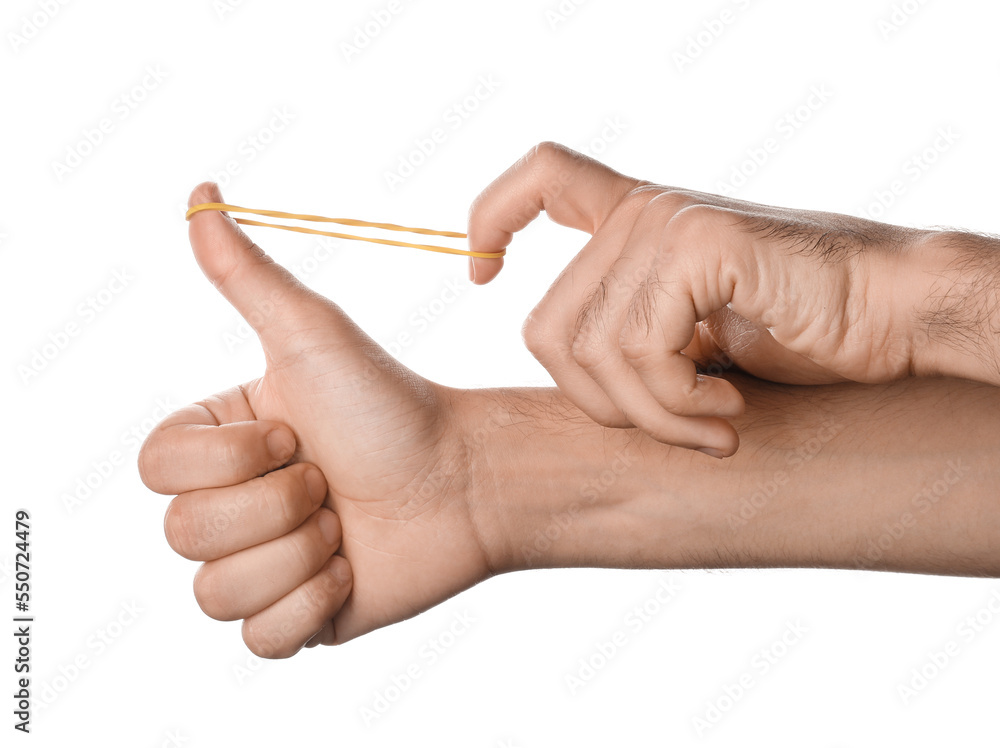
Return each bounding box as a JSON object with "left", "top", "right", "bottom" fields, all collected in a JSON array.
[
  {"left": 448, "top": 385, "right": 729, "bottom": 575},
  {"left": 904, "top": 229, "right": 1000, "bottom": 383}
]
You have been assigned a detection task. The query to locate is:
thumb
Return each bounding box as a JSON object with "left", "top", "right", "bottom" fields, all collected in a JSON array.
[{"left": 187, "top": 182, "right": 326, "bottom": 350}]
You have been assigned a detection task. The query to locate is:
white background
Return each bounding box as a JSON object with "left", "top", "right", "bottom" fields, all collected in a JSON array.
[{"left": 2, "top": 0, "right": 999, "bottom": 745}]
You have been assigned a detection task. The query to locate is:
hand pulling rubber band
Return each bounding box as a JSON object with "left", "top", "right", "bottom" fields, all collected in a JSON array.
[{"left": 185, "top": 202, "right": 505, "bottom": 259}]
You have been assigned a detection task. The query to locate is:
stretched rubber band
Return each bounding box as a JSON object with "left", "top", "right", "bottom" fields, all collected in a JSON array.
[{"left": 185, "top": 202, "right": 505, "bottom": 259}]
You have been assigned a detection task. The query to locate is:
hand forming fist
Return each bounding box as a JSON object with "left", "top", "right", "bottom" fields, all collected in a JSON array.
[{"left": 467, "top": 142, "right": 995, "bottom": 456}]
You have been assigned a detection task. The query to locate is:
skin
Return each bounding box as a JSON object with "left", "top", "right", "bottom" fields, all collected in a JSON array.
[
  {"left": 139, "top": 178, "right": 1000, "bottom": 659},
  {"left": 466, "top": 142, "right": 1000, "bottom": 456}
]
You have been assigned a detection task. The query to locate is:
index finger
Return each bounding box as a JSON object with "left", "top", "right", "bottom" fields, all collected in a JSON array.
[
  {"left": 466, "top": 141, "right": 641, "bottom": 284},
  {"left": 138, "top": 384, "right": 297, "bottom": 495}
]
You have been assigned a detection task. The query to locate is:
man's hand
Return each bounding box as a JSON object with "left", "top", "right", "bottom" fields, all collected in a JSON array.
[
  {"left": 467, "top": 142, "right": 997, "bottom": 456},
  {"left": 139, "top": 183, "right": 493, "bottom": 657},
  {"left": 140, "top": 177, "right": 1000, "bottom": 662}
]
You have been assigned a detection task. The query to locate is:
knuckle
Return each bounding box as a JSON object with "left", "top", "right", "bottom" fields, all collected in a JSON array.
[
  {"left": 300, "top": 566, "right": 346, "bottom": 623},
  {"left": 575, "top": 396, "right": 631, "bottom": 429},
  {"left": 619, "top": 187, "right": 660, "bottom": 216},
  {"left": 680, "top": 375, "right": 704, "bottom": 400},
  {"left": 521, "top": 309, "right": 558, "bottom": 360},
  {"left": 242, "top": 618, "right": 288, "bottom": 660},
  {"left": 611, "top": 402, "right": 678, "bottom": 443},
  {"left": 665, "top": 376, "right": 708, "bottom": 415},
  {"left": 570, "top": 329, "right": 609, "bottom": 370},
  {"left": 285, "top": 519, "right": 324, "bottom": 574},
  {"left": 220, "top": 437, "right": 250, "bottom": 481},
  {"left": 524, "top": 140, "right": 586, "bottom": 188},
  {"left": 571, "top": 286, "right": 616, "bottom": 370},
  {"left": 660, "top": 388, "right": 695, "bottom": 415},
  {"left": 163, "top": 495, "right": 205, "bottom": 560},
  {"left": 137, "top": 435, "right": 168, "bottom": 492},
  {"left": 590, "top": 409, "right": 631, "bottom": 429},
  {"left": 529, "top": 140, "right": 564, "bottom": 167},
  {"left": 295, "top": 580, "right": 328, "bottom": 622},
  {"left": 618, "top": 332, "right": 657, "bottom": 364},
  {"left": 259, "top": 472, "right": 300, "bottom": 534},
  {"left": 193, "top": 563, "right": 232, "bottom": 621},
  {"left": 644, "top": 188, "right": 699, "bottom": 217},
  {"left": 664, "top": 204, "right": 723, "bottom": 242}
]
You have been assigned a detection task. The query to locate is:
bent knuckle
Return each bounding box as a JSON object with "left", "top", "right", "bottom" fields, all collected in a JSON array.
[
  {"left": 665, "top": 203, "right": 724, "bottom": 243},
  {"left": 644, "top": 189, "right": 700, "bottom": 218},
  {"left": 163, "top": 496, "right": 200, "bottom": 558},
  {"left": 219, "top": 437, "right": 251, "bottom": 481},
  {"left": 258, "top": 473, "right": 299, "bottom": 534},
  {"left": 618, "top": 186, "right": 660, "bottom": 216},
  {"left": 137, "top": 435, "right": 169, "bottom": 492},
  {"left": 294, "top": 581, "right": 328, "bottom": 623},
  {"left": 529, "top": 140, "right": 566, "bottom": 168},
  {"left": 285, "top": 522, "right": 323, "bottom": 574},
  {"left": 570, "top": 328, "right": 610, "bottom": 370},
  {"left": 590, "top": 409, "right": 631, "bottom": 429},
  {"left": 295, "top": 566, "right": 348, "bottom": 625},
  {"left": 521, "top": 308, "right": 563, "bottom": 362},
  {"left": 193, "top": 563, "right": 232, "bottom": 621},
  {"left": 666, "top": 375, "right": 710, "bottom": 415},
  {"left": 243, "top": 619, "right": 289, "bottom": 660},
  {"left": 618, "top": 331, "right": 658, "bottom": 364}
]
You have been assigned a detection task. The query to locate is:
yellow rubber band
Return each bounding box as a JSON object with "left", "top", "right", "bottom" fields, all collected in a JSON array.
[{"left": 185, "top": 202, "right": 505, "bottom": 259}]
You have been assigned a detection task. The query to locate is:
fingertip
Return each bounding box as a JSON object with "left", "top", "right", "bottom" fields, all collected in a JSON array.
[
  {"left": 304, "top": 466, "right": 328, "bottom": 504},
  {"left": 265, "top": 425, "right": 296, "bottom": 464},
  {"left": 470, "top": 256, "right": 504, "bottom": 285},
  {"left": 707, "top": 421, "right": 740, "bottom": 458},
  {"left": 186, "top": 181, "right": 261, "bottom": 289},
  {"left": 317, "top": 509, "right": 342, "bottom": 548},
  {"left": 326, "top": 554, "right": 352, "bottom": 584},
  {"left": 188, "top": 180, "right": 223, "bottom": 209},
  {"left": 638, "top": 409, "right": 739, "bottom": 458},
  {"left": 694, "top": 436, "right": 739, "bottom": 459}
]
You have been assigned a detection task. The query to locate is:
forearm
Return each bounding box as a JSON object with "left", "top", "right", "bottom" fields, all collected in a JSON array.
[{"left": 456, "top": 376, "right": 1000, "bottom": 577}]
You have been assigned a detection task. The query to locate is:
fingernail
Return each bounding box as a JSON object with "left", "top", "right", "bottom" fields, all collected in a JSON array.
[
  {"left": 697, "top": 447, "right": 726, "bottom": 460},
  {"left": 468, "top": 257, "right": 476, "bottom": 284},
  {"left": 267, "top": 428, "right": 295, "bottom": 462},
  {"left": 318, "top": 511, "right": 340, "bottom": 546},
  {"left": 305, "top": 468, "right": 327, "bottom": 503}
]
